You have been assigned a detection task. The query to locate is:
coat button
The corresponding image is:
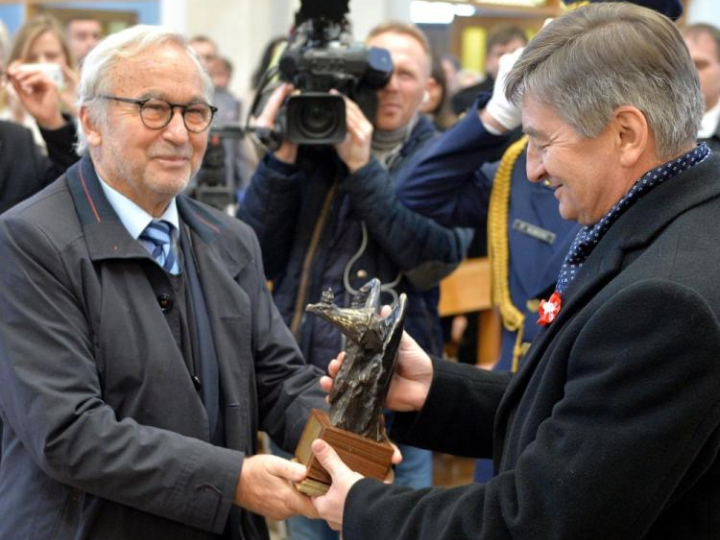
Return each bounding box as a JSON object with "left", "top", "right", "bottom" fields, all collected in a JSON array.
[{"left": 157, "top": 294, "right": 173, "bottom": 313}]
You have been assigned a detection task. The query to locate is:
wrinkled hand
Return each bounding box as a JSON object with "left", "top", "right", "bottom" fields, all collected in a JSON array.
[
  {"left": 321, "top": 329, "right": 433, "bottom": 413},
  {"left": 310, "top": 439, "right": 364, "bottom": 531},
  {"left": 334, "top": 93, "right": 373, "bottom": 173},
  {"left": 234, "top": 454, "right": 319, "bottom": 520},
  {"left": 6, "top": 61, "right": 64, "bottom": 130},
  {"left": 483, "top": 47, "right": 524, "bottom": 132},
  {"left": 255, "top": 82, "right": 298, "bottom": 163}
]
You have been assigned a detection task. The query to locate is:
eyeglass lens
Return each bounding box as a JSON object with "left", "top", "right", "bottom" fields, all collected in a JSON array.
[{"left": 140, "top": 98, "right": 213, "bottom": 132}]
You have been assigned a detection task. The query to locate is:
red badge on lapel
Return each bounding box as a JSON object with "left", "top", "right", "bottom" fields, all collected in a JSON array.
[{"left": 538, "top": 292, "right": 562, "bottom": 326}]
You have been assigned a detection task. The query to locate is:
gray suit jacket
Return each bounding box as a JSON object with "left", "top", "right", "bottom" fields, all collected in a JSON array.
[{"left": 0, "top": 156, "right": 324, "bottom": 539}]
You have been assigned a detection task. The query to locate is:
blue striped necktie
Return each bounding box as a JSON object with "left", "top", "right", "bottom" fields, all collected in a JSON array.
[{"left": 139, "top": 220, "right": 180, "bottom": 274}]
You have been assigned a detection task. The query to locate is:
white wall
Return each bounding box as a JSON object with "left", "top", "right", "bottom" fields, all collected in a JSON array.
[
  {"left": 687, "top": 0, "right": 720, "bottom": 27},
  {"left": 161, "top": 0, "right": 293, "bottom": 103},
  {"left": 160, "top": 0, "right": 412, "bottom": 105},
  {"left": 349, "top": 0, "right": 412, "bottom": 41}
]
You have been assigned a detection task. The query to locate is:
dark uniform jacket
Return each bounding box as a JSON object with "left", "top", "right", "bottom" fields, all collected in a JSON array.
[
  {"left": 345, "top": 153, "right": 720, "bottom": 540},
  {"left": 0, "top": 157, "right": 324, "bottom": 540},
  {"left": 396, "top": 97, "right": 580, "bottom": 371}
]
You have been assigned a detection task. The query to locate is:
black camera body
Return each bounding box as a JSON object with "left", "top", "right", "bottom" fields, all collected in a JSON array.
[
  {"left": 276, "top": 0, "right": 393, "bottom": 145},
  {"left": 193, "top": 123, "right": 244, "bottom": 210}
]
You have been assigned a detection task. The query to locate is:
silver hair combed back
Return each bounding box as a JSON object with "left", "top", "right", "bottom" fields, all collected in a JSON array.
[
  {"left": 505, "top": 3, "right": 703, "bottom": 159},
  {"left": 76, "top": 25, "right": 214, "bottom": 154}
]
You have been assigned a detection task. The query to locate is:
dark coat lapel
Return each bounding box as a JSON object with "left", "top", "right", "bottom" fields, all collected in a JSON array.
[
  {"left": 65, "top": 156, "right": 153, "bottom": 263},
  {"left": 494, "top": 153, "right": 720, "bottom": 442}
]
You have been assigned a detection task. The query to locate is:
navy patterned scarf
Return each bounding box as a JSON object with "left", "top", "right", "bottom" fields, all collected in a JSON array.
[{"left": 555, "top": 143, "right": 710, "bottom": 294}]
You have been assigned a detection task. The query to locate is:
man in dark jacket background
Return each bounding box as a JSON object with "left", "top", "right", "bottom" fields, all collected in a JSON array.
[
  {"left": 683, "top": 23, "right": 720, "bottom": 152},
  {"left": 0, "top": 43, "right": 80, "bottom": 459},
  {"left": 0, "top": 56, "right": 79, "bottom": 214},
  {"left": 239, "top": 20, "right": 471, "bottom": 540}
]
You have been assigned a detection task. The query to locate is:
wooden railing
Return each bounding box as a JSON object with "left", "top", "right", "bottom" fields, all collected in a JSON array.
[{"left": 439, "top": 257, "right": 500, "bottom": 368}]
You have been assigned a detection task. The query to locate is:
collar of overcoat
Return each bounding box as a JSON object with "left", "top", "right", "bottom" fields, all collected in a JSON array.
[{"left": 64, "top": 155, "right": 250, "bottom": 278}]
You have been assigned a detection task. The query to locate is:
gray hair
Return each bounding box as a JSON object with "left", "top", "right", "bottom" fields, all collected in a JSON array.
[
  {"left": 505, "top": 3, "right": 703, "bottom": 160},
  {"left": 76, "top": 25, "right": 213, "bottom": 154}
]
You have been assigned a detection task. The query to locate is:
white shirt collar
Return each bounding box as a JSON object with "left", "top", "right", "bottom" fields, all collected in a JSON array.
[
  {"left": 699, "top": 100, "right": 720, "bottom": 139},
  {"left": 97, "top": 174, "right": 180, "bottom": 241}
]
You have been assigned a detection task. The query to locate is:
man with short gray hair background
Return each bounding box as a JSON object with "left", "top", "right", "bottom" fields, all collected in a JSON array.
[
  {"left": 307, "top": 4, "right": 720, "bottom": 539},
  {"left": 683, "top": 23, "right": 720, "bottom": 152},
  {"left": 66, "top": 16, "right": 102, "bottom": 64},
  {"left": 0, "top": 24, "right": 325, "bottom": 540}
]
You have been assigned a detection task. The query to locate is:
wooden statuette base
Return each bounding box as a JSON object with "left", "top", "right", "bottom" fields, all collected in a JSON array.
[{"left": 294, "top": 409, "right": 394, "bottom": 496}]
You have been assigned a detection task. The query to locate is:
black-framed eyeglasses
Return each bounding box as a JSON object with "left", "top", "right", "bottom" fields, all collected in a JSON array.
[{"left": 97, "top": 95, "right": 218, "bottom": 133}]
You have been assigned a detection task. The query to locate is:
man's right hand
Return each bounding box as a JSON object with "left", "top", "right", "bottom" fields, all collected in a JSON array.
[
  {"left": 255, "top": 83, "right": 298, "bottom": 164},
  {"left": 234, "top": 454, "right": 319, "bottom": 520},
  {"left": 321, "top": 330, "right": 434, "bottom": 413}
]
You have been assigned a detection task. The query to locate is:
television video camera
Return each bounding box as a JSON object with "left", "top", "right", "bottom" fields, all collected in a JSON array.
[{"left": 261, "top": 0, "right": 393, "bottom": 146}]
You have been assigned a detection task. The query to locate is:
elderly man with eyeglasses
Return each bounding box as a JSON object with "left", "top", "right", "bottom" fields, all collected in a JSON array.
[{"left": 0, "top": 25, "right": 326, "bottom": 540}]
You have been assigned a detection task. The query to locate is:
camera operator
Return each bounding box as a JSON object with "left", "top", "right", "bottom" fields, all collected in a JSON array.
[{"left": 238, "top": 19, "right": 472, "bottom": 540}]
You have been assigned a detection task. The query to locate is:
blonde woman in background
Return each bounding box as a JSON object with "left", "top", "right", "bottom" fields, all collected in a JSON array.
[{"left": 1, "top": 15, "right": 79, "bottom": 150}]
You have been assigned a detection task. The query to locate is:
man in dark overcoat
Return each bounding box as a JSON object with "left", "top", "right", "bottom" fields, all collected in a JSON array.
[{"left": 309, "top": 4, "right": 720, "bottom": 539}]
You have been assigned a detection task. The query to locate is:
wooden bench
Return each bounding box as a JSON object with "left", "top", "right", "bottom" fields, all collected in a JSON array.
[{"left": 438, "top": 257, "right": 501, "bottom": 368}]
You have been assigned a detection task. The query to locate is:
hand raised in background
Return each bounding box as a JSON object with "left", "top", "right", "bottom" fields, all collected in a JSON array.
[{"left": 7, "top": 60, "right": 65, "bottom": 130}]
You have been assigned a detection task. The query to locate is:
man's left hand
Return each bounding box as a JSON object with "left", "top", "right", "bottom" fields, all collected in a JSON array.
[
  {"left": 7, "top": 61, "right": 65, "bottom": 130},
  {"left": 335, "top": 93, "right": 373, "bottom": 174},
  {"left": 310, "top": 439, "right": 364, "bottom": 531}
]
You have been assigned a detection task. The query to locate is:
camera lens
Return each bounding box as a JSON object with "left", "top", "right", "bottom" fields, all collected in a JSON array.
[
  {"left": 286, "top": 94, "right": 346, "bottom": 144},
  {"left": 298, "top": 102, "right": 339, "bottom": 138}
]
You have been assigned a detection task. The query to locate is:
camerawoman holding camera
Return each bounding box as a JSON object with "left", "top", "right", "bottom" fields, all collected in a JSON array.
[{"left": 239, "top": 19, "right": 471, "bottom": 540}]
